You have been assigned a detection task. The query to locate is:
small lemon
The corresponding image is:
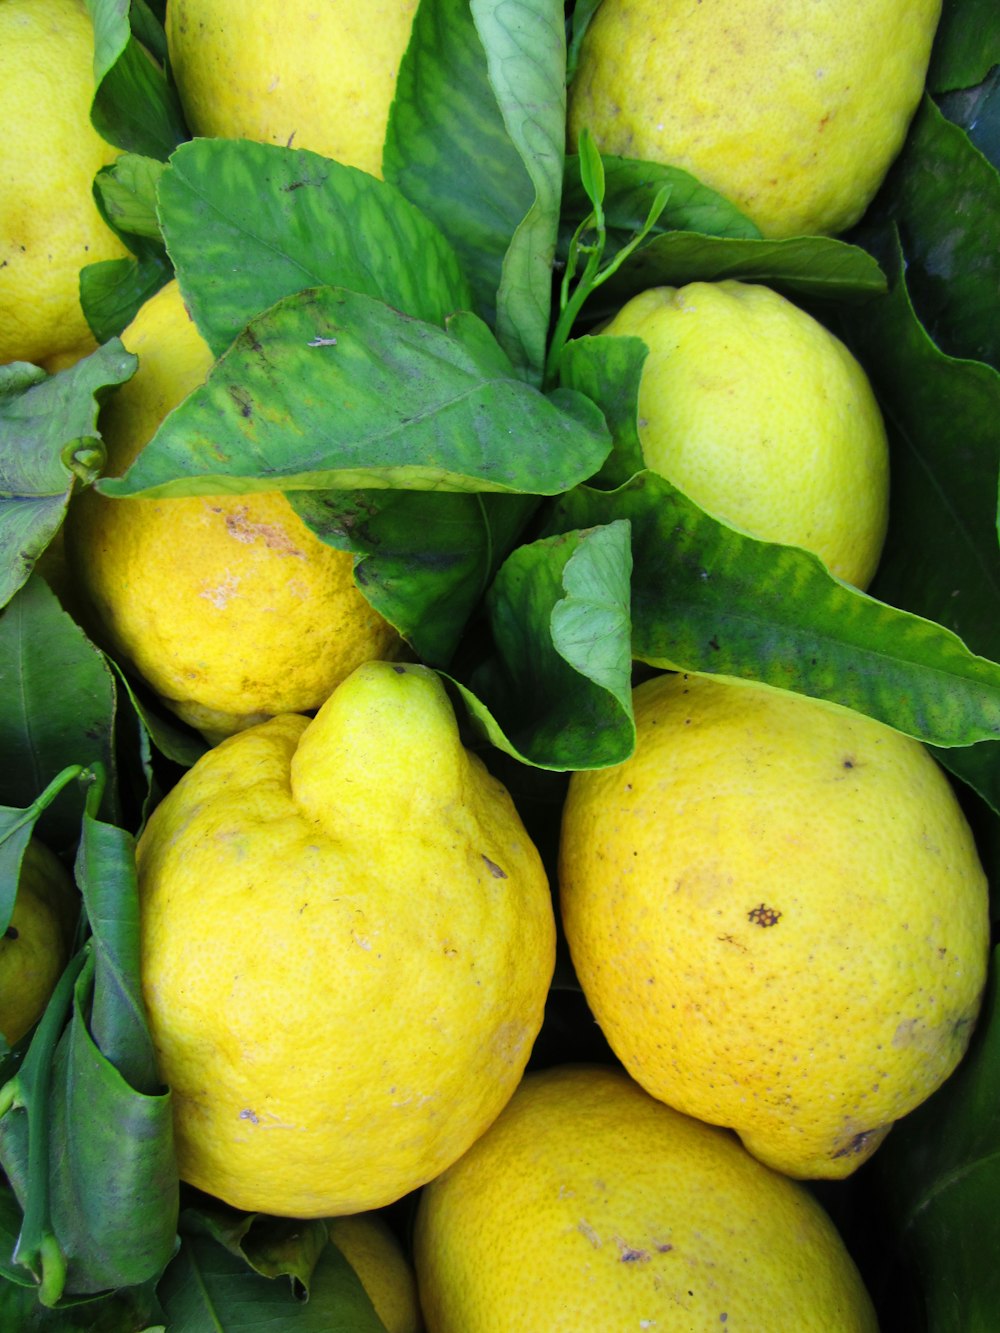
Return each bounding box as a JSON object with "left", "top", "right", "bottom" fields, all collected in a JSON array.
[
  {"left": 329, "top": 1213, "right": 423, "bottom": 1333},
  {"left": 0, "top": 0, "right": 131, "bottom": 369},
  {"left": 136, "top": 661, "right": 556, "bottom": 1217},
  {"left": 65, "top": 280, "right": 400, "bottom": 741},
  {"left": 600, "top": 280, "right": 889, "bottom": 589},
  {"left": 0, "top": 840, "right": 77, "bottom": 1046},
  {"left": 414, "top": 1064, "right": 878, "bottom": 1331},
  {"left": 166, "top": 0, "right": 418, "bottom": 178},
  {"left": 569, "top": 0, "right": 940, "bottom": 238},
  {"left": 559, "top": 673, "right": 990, "bottom": 1180}
]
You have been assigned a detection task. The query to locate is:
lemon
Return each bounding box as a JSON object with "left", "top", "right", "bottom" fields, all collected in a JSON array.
[
  {"left": 568, "top": 0, "right": 940, "bottom": 238},
  {"left": 166, "top": 0, "right": 418, "bottom": 178},
  {"left": 65, "top": 280, "right": 400, "bottom": 741},
  {"left": 136, "top": 661, "right": 556, "bottom": 1217},
  {"left": 329, "top": 1213, "right": 423, "bottom": 1333},
  {"left": 0, "top": 0, "right": 131, "bottom": 369},
  {"left": 600, "top": 281, "right": 889, "bottom": 589},
  {"left": 559, "top": 673, "right": 990, "bottom": 1180},
  {"left": 414, "top": 1063, "right": 878, "bottom": 1331},
  {"left": 0, "top": 840, "right": 77, "bottom": 1046}
]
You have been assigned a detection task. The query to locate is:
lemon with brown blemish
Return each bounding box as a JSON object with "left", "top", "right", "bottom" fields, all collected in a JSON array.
[{"left": 559, "top": 672, "right": 990, "bottom": 1180}]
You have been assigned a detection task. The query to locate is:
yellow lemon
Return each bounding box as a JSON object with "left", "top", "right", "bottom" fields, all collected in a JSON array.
[
  {"left": 414, "top": 1064, "right": 878, "bottom": 1331},
  {"left": 0, "top": 840, "right": 77, "bottom": 1046},
  {"left": 166, "top": 0, "right": 418, "bottom": 178},
  {"left": 559, "top": 673, "right": 990, "bottom": 1180},
  {"left": 136, "top": 661, "right": 556, "bottom": 1217},
  {"left": 600, "top": 280, "right": 889, "bottom": 589},
  {"left": 65, "top": 280, "right": 400, "bottom": 741},
  {"left": 569, "top": 0, "right": 940, "bottom": 238},
  {"left": 0, "top": 0, "right": 131, "bottom": 369},
  {"left": 329, "top": 1213, "right": 423, "bottom": 1333}
]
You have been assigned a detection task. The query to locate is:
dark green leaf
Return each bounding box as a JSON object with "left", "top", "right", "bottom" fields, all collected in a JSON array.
[
  {"left": 0, "top": 343, "right": 135, "bottom": 609},
  {"left": 548, "top": 473, "right": 1000, "bottom": 751},
  {"left": 85, "top": 0, "right": 186, "bottom": 158},
  {"left": 111, "top": 668, "right": 207, "bottom": 771},
  {"left": 158, "top": 138, "right": 474, "bottom": 359},
  {"left": 290, "top": 490, "right": 537, "bottom": 666},
  {"left": 875, "top": 945, "right": 1000, "bottom": 1331},
  {"left": 156, "top": 1232, "right": 387, "bottom": 1332},
  {"left": 0, "top": 812, "right": 42, "bottom": 938},
  {"left": 872, "top": 95, "right": 1000, "bottom": 368},
  {"left": 383, "top": 0, "right": 536, "bottom": 362},
  {"left": 566, "top": 0, "right": 604, "bottom": 85},
  {"left": 557, "top": 332, "right": 648, "bottom": 487},
  {"left": 181, "top": 1206, "right": 329, "bottom": 1297},
  {"left": 928, "top": 0, "right": 1000, "bottom": 92},
  {"left": 0, "top": 1273, "right": 165, "bottom": 1332},
  {"left": 97, "top": 288, "right": 611, "bottom": 499},
  {"left": 79, "top": 253, "right": 173, "bottom": 347},
  {"left": 0, "top": 578, "right": 118, "bottom": 848},
  {"left": 938, "top": 65, "right": 1000, "bottom": 171},
  {"left": 451, "top": 520, "right": 635, "bottom": 770}
]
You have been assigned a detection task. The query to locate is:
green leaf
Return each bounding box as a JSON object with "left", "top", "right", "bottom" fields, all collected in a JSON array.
[
  {"left": 97, "top": 288, "right": 611, "bottom": 499},
  {"left": 79, "top": 253, "right": 173, "bottom": 347},
  {"left": 928, "top": 0, "right": 1000, "bottom": 92},
  {"left": 289, "top": 490, "right": 538, "bottom": 666},
  {"left": 0, "top": 343, "right": 135, "bottom": 610},
  {"left": 157, "top": 138, "right": 474, "bottom": 359},
  {"left": 84, "top": 0, "right": 186, "bottom": 159},
  {"left": 156, "top": 1233, "right": 388, "bottom": 1332},
  {"left": 557, "top": 332, "right": 648, "bottom": 487},
  {"left": 450, "top": 521, "right": 635, "bottom": 771},
  {"left": 548, "top": 473, "right": 1000, "bottom": 751},
  {"left": 0, "top": 578, "right": 118, "bottom": 848},
  {"left": 565, "top": 0, "right": 603, "bottom": 85},
  {"left": 180, "top": 1207, "right": 329, "bottom": 1298},
  {"left": 938, "top": 65, "right": 1000, "bottom": 172},
  {"left": 94, "top": 155, "right": 167, "bottom": 242},
  {"left": 875, "top": 945, "right": 1000, "bottom": 1331},
  {"left": 0, "top": 1272, "right": 165, "bottom": 1332},
  {"left": 871, "top": 95, "right": 1000, "bottom": 368}
]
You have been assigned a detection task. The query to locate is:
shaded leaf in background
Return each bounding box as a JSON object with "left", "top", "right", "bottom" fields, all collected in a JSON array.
[
  {"left": 180, "top": 1206, "right": 329, "bottom": 1298},
  {"left": 383, "top": 0, "right": 536, "bottom": 369},
  {"left": 871, "top": 94, "right": 1000, "bottom": 368},
  {"left": 290, "top": 489, "right": 537, "bottom": 666},
  {"left": 565, "top": 0, "right": 603, "bottom": 85},
  {"left": 0, "top": 578, "right": 118, "bottom": 847},
  {"left": 98, "top": 288, "right": 611, "bottom": 499},
  {"left": 79, "top": 251, "right": 174, "bottom": 348},
  {"left": 156, "top": 1232, "right": 387, "bottom": 1332},
  {"left": 452, "top": 520, "right": 635, "bottom": 771},
  {"left": 0, "top": 1274, "right": 164, "bottom": 1332},
  {"left": 158, "top": 138, "right": 474, "bottom": 359},
  {"left": 875, "top": 944, "right": 1000, "bottom": 1332},
  {"left": 928, "top": 0, "right": 1000, "bottom": 92},
  {"left": 85, "top": 0, "right": 187, "bottom": 159},
  {"left": 0, "top": 342, "right": 135, "bottom": 609},
  {"left": 938, "top": 64, "right": 1000, "bottom": 171},
  {"left": 842, "top": 231, "right": 1000, "bottom": 808},
  {"left": 549, "top": 473, "right": 1000, "bottom": 752}
]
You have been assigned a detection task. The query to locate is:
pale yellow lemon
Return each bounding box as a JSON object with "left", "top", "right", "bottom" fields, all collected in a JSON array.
[
  {"left": 559, "top": 673, "right": 990, "bottom": 1180},
  {"left": 569, "top": 0, "right": 940, "bottom": 238},
  {"left": 414, "top": 1064, "right": 878, "bottom": 1331},
  {"left": 136, "top": 661, "right": 556, "bottom": 1216},
  {"left": 65, "top": 280, "right": 400, "bottom": 741},
  {"left": 600, "top": 280, "right": 889, "bottom": 589},
  {"left": 329, "top": 1213, "right": 423, "bottom": 1333},
  {"left": 0, "top": 840, "right": 77, "bottom": 1046},
  {"left": 0, "top": 0, "right": 131, "bottom": 369},
  {"left": 166, "top": 0, "right": 418, "bottom": 178}
]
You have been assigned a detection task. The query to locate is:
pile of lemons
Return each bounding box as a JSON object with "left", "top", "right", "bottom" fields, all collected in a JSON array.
[{"left": 2, "top": 1, "right": 985, "bottom": 1330}]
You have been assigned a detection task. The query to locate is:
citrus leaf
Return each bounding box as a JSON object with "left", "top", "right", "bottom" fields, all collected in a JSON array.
[
  {"left": 565, "top": 0, "right": 603, "bottom": 84},
  {"left": 94, "top": 155, "right": 167, "bottom": 243},
  {"left": 289, "top": 489, "right": 537, "bottom": 666},
  {"left": 928, "top": 0, "right": 1000, "bottom": 92},
  {"left": 0, "top": 1272, "right": 165, "bottom": 1332},
  {"left": 156, "top": 1233, "right": 387, "bottom": 1332},
  {"left": 97, "top": 288, "right": 611, "bottom": 499},
  {"left": 0, "top": 343, "right": 135, "bottom": 610},
  {"left": 180, "top": 1207, "right": 329, "bottom": 1298},
  {"left": 158, "top": 138, "right": 474, "bottom": 359},
  {"left": 872, "top": 95, "right": 1000, "bottom": 368},
  {"left": 548, "top": 474, "right": 1000, "bottom": 751},
  {"left": 84, "top": 0, "right": 186, "bottom": 159},
  {"left": 0, "top": 578, "right": 118, "bottom": 848},
  {"left": 557, "top": 332, "right": 648, "bottom": 487},
  {"left": 449, "top": 520, "right": 635, "bottom": 771},
  {"left": 874, "top": 945, "right": 1000, "bottom": 1331},
  {"left": 79, "top": 253, "right": 173, "bottom": 347},
  {"left": 938, "top": 65, "right": 1000, "bottom": 172}
]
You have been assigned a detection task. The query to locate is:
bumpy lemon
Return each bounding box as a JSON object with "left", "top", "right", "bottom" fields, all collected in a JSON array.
[
  {"left": 415, "top": 1064, "right": 878, "bottom": 1331},
  {"left": 0, "top": 840, "right": 77, "bottom": 1046},
  {"left": 569, "top": 0, "right": 940, "bottom": 238},
  {"left": 137, "top": 661, "right": 556, "bottom": 1216},
  {"left": 166, "top": 0, "right": 418, "bottom": 178},
  {"left": 600, "top": 281, "right": 889, "bottom": 588},
  {"left": 0, "top": 0, "right": 131, "bottom": 369},
  {"left": 559, "top": 673, "right": 990, "bottom": 1180},
  {"left": 65, "top": 280, "right": 399, "bottom": 740},
  {"left": 329, "top": 1213, "right": 423, "bottom": 1333}
]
